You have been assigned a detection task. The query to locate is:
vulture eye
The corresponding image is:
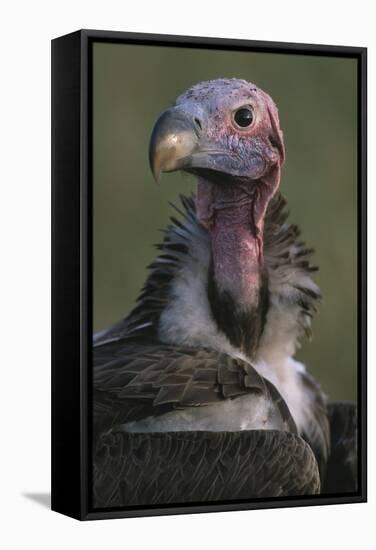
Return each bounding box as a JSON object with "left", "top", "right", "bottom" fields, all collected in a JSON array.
[{"left": 233, "top": 107, "right": 254, "bottom": 128}]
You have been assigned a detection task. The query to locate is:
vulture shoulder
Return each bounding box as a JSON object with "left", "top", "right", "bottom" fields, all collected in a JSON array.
[{"left": 94, "top": 341, "right": 297, "bottom": 436}]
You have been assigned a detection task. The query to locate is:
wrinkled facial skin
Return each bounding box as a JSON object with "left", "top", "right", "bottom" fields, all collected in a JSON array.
[
  {"left": 174, "top": 78, "right": 284, "bottom": 182},
  {"left": 149, "top": 79, "right": 285, "bottom": 231}
]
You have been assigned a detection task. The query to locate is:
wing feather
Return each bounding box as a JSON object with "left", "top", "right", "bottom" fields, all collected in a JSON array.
[
  {"left": 94, "top": 341, "right": 297, "bottom": 434},
  {"left": 93, "top": 430, "right": 320, "bottom": 507}
]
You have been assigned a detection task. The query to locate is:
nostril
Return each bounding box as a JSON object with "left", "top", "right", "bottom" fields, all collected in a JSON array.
[{"left": 194, "top": 117, "right": 202, "bottom": 130}]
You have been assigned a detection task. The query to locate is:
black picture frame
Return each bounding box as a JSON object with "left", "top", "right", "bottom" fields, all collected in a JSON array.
[{"left": 51, "top": 29, "right": 367, "bottom": 520}]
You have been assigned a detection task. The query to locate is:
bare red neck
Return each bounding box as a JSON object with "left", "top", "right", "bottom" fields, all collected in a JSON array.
[{"left": 196, "top": 178, "right": 265, "bottom": 311}]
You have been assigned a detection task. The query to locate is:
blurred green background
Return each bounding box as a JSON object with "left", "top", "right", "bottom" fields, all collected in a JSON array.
[{"left": 93, "top": 42, "right": 357, "bottom": 401}]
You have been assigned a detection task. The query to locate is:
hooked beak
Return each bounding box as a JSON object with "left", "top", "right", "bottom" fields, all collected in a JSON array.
[
  {"left": 149, "top": 108, "right": 199, "bottom": 183},
  {"left": 149, "top": 106, "right": 281, "bottom": 184}
]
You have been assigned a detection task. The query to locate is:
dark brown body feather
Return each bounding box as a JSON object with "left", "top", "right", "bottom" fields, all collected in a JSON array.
[
  {"left": 94, "top": 430, "right": 320, "bottom": 508},
  {"left": 323, "top": 402, "right": 358, "bottom": 493}
]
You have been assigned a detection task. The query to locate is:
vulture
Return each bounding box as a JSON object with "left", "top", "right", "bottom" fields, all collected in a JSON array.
[{"left": 93, "top": 79, "right": 357, "bottom": 508}]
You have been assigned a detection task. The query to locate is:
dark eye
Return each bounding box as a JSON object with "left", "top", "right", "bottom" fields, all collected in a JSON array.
[{"left": 233, "top": 107, "right": 254, "bottom": 128}]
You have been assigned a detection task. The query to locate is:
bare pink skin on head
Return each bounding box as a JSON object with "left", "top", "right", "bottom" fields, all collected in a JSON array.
[{"left": 187, "top": 79, "right": 285, "bottom": 309}]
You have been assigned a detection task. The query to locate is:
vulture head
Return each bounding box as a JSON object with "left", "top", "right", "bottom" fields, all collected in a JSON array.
[{"left": 149, "top": 79, "right": 285, "bottom": 315}]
